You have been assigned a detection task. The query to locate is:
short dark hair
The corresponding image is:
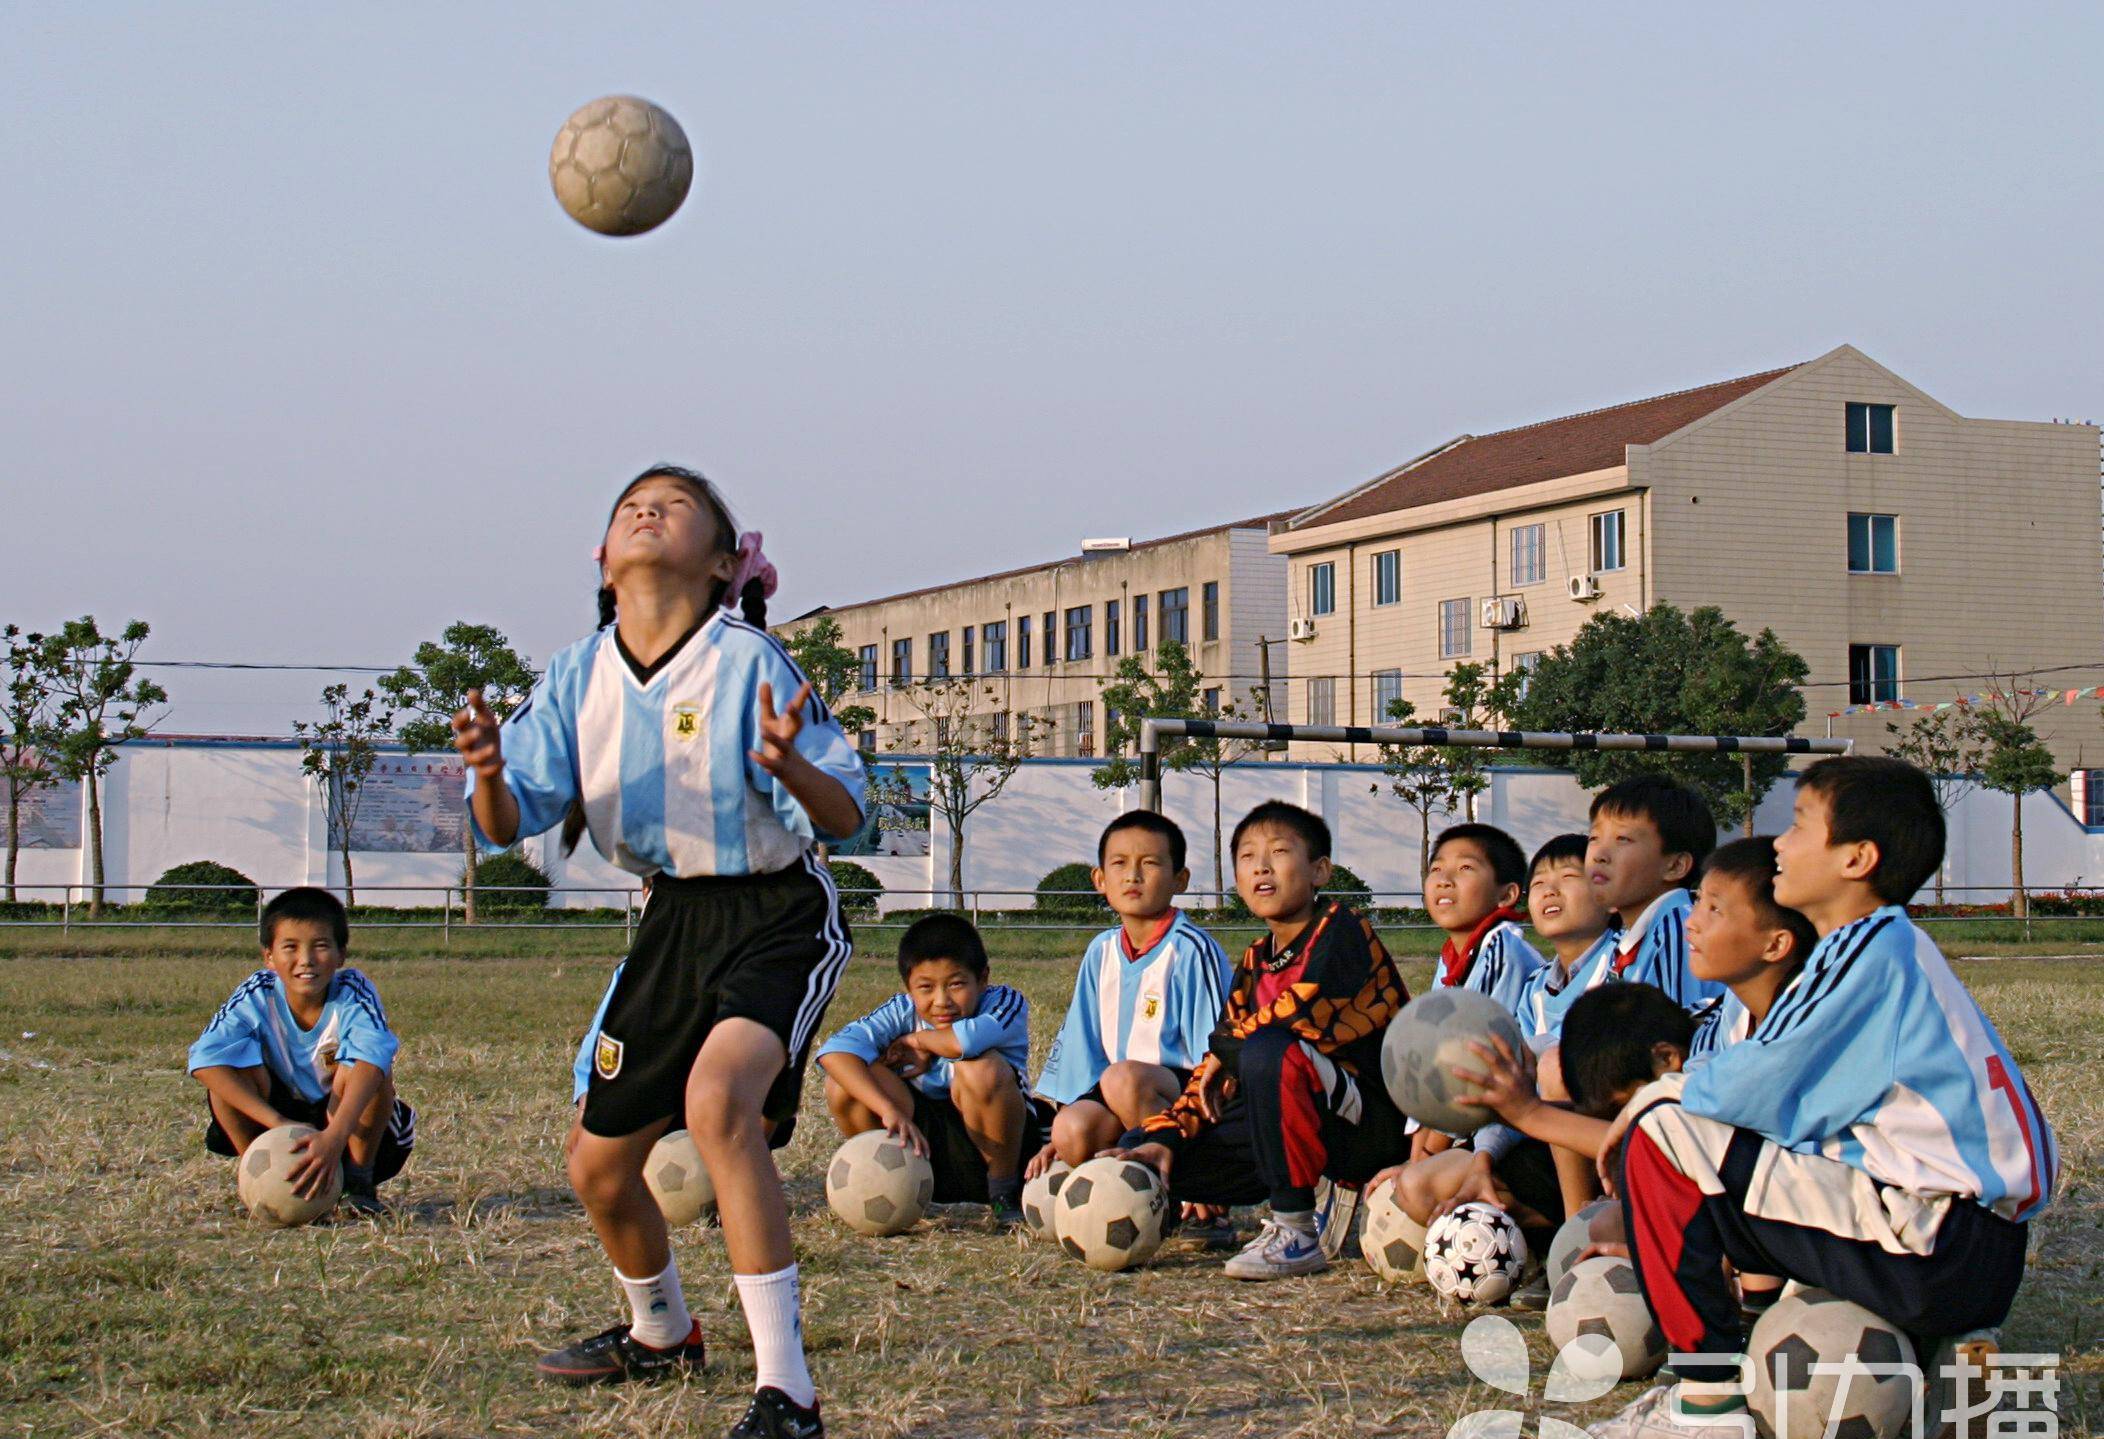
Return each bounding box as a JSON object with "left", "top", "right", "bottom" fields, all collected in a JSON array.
[
  {"left": 1590, "top": 774, "right": 1717, "bottom": 888},
  {"left": 896, "top": 913, "right": 989, "bottom": 982},
  {"left": 1702, "top": 837, "right": 1818, "bottom": 966},
  {"left": 260, "top": 887, "right": 349, "bottom": 950},
  {"left": 1229, "top": 800, "right": 1331, "bottom": 861},
  {"left": 1560, "top": 983, "right": 1695, "bottom": 1117},
  {"left": 1431, "top": 823, "right": 1527, "bottom": 890},
  {"left": 1795, "top": 756, "right": 1945, "bottom": 903},
  {"left": 1099, "top": 811, "right": 1188, "bottom": 873},
  {"left": 1529, "top": 832, "right": 1591, "bottom": 879}
]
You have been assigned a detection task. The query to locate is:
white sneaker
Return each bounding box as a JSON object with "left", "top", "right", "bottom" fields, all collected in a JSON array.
[
  {"left": 1586, "top": 1386, "right": 1754, "bottom": 1439},
  {"left": 1222, "top": 1219, "right": 1331, "bottom": 1280}
]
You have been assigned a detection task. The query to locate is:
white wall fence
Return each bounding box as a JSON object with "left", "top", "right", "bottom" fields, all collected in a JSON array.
[{"left": 1, "top": 737, "right": 2095, "bottom": 912}]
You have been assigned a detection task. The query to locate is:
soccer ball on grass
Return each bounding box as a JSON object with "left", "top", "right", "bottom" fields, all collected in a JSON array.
[
  {"left": 1053, "top": 1156, "right": 1170, "bottom": 1272},
  {"left": 824, "top": 1130, "right": 933, "bottom": 1237},
  {"left": 239, "top": 1123, "right": 341, "bottom": 1228},
  {"left": 1422, "top": 1201, "right": 1528, "bottom": 1304}
]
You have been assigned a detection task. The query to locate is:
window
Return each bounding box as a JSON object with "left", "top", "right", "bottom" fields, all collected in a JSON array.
[
  {"left": 983, "top": 620, "right": 1007, "bottom": 673},
  {"left": 1133, "top": 594, "right": 1149, "bottom": 651},
  {"left": 1203, "top": 687, "right": 1221, "bottom": 715},
  {"left": 1373, "top": 550, "right": 1400, "bottom": 607},
  {"left": 1439, "top": 598, "right": 1472, "bottom": 658},
  {"left": 992, "top": 710, "right": 1010, "bottom": 746},
  {"left": 1017, "top": 615, "right": 1032, "bottom": 669},
  {"left": 1372, "top": 669, "right": 1402, "bottom": 721},
  {"left": 1202, "top": 581, "right": 1220, "bottom": 641},
  {"left": 1310, "top": 562, "right": 1336, "bottom": 617},
  {"left": 1510, "top": 524, "right": 1545, "bottom": 587},
  {"left": 1847, "top": 513, "right": 1898, "bottom": 574},
  {"left": 1160, "top": 588, "right": 1189, "bottom": 645},
  {"left": 1064, "top": 605, "right": 1092, "bottom": 662},
  {"left": 1846, "top": 402, "right": 1896, "bottom": 454},
  {"left": 961, "top": 626, "right": 975, "bottom": 676},
  {"left": 2078, "top": 771, "right": 2104, "bottom": 827},
  {"left": 1308, "top": 676, "right": 1335, "bottom": 727},
  {"left": 1512, "top": 651, "right": 1542, "bottom": 699},
  {"left": 890, "top": 637, "right": 911, "bottom": 687},
  {"left": 1105, "top": 599, "right": 1121, "bottom": 657},
  {"left": 1848, "top": 644, "right": 1900, "bottom": 704},
  {"left": 1043, "top": 612, "right": 1056, "bottom": 664},
  {"left": 857, "top": 728, "right": 875, "bottom": 754},
  {"left": 857, "top": 644, "right": 878, "bottom": 692},
  {"left": 1589, "top": 510, "right": 1625, "bottom": 573},
  {"left": 927, "top": 631, "right": 950, "bottom": 679},
  {"left": 1075, "top": 701, "right": 1095, "bottom": 757}
]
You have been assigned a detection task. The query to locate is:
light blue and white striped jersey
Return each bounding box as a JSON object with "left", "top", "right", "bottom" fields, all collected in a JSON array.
[
  {"left": 1433, "top": 918, "right": 1545, "bottom": 1018},
  {"left": 1037, "top": 912, "right": 1233, "bottom": 1105},
  {"left": 188, "top": 968, "right": 399, "bottom": 1103},
  {"left": 571, "top": 962, "right": 624, "bottom": 1103},
  {"left": 1680, "top": 907, "right": 2058, "bottom": 1223},
  {"left": 1686, "top": 990, "right": 1752, "bottom": 1062},
  {"left": 1611, "top": 889, "right": 1725, "bottom": 1010},
  {"left": 470, "top": 612, "right": 867, "bottom": 878},
  {"left": 1515, "top": 930, "right": 1622, "bottom": 1042},
  {"left": 815, "top": 984, "right": 1031, "bottom": 1099}
]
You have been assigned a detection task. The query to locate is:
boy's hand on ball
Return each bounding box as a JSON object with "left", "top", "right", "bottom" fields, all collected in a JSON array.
[
  {"left": 1432, "top": 1155, "right": 1501, "bottom": 1219},
  {"left": 1023, "top": 1142, "right": 1059, "bottom": 1180},
  {"left": 1449, "top": 1035, "right": 1540, "bottom": 1123},
  {"left": 451, "top": 689, "right": 505, "bottom": 779},
  {"left": 749, "top": 681, "right": 813, "bottom": 777},
  {"left": 1103, "top": 1142, "right": 1174, "bottom": 1181},
  {"left": 878, "top": 1106, "right": 929, "bottom": 1158},
  {"left": 286, "top": 1128, "right": 348, "bottom": 1199}
]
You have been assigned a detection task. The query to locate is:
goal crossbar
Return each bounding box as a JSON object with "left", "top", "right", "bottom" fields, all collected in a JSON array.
[{"left": 1135, "top": 716, "right": 1851, "bottom": 812}]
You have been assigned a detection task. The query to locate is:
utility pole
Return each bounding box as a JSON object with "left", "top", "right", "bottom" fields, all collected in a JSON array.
[{"left": 1254, "top": 635, "right": 1288, "bottom": 754}]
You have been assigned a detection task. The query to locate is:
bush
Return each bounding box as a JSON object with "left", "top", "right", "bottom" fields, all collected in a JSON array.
[
  {"left": 473, "top": 851, "right": 551, "bottom": 912},
  {"left": 146, "top": 861, "right": 259, "bottom": 913},
  {"left": 1034, "top": 863, "right": 1107, "bottom": 915},
  {"left": 828, "top": 859, "right": 882, "bottom": 915}
]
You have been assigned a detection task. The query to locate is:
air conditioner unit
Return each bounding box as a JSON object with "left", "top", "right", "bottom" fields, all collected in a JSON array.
[
  {"left": 1568, "top": 574, "right": 1602, "bottom": 602},
  {"left": 1288, "top": 616, "right": 1318, "bottom": 642},
  {"left": 1081, "top": 536, "right": 1132, "bottom": 554},
  {"left": 1481, "top": 596, "right": 1526, "bottom": 630}
]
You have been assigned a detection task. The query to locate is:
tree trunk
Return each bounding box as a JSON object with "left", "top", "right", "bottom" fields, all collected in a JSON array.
[
  {"left": 1418, "top": 814, "right": 1431, "bottom": 899},
  {"left": 462, "top": 820, "right": 478, "bottom": 926},
  {"left": 946, "top": 810, "right": 965, "bottom": 908},
  {"left": 5, "top": 792, "right": 17, "bottom": 904},
  {"left": 342, "top": 843, "right": 356, "bottom": 909},
  {"left": 86, "top": 767, "right": 105, "bottom": 918},
  {"left": 1741, "top": 753, "right": 1756, "bottom": 838},
  {"left": 2011, "top": 793, "right": 2026, "bottom": 919}
]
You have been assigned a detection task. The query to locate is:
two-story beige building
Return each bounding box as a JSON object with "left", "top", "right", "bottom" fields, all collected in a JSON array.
[
  {"left": 1272, "top": 345, "right": 2104, "bottom": 766},
  {"left": 802, "top": 514, "right": 1292, "bottom": 757}
]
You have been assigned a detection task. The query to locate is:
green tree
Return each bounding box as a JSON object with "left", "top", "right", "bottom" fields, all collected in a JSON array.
[
  {"left": 1496, "top": 603, "right": 1809, "bottom": 831},
  {"left": 1095, "top": 640, "right": 1262, "bottom": 903},
  {"left": 1439, "top": 662, "right": 1496, "bottom": 822},
  {"left": 293, "top": 684, "right": 395, "bottom": 908},
  {"left": 880, "top": 677, "right": 1047, "bottom": 906},
  {"left": 780, "top": 614, "right": 876, "bottom": 737},
  {"left": 1370, "top": 696, "right": 1461, "bottom": 883},
  {"left": 1973, "top": 681, "right": 2062, "bottom": 919},
  {"left": 1884, "top": 705, "right": 1987, "bottom": 903},
  {"left": 2, "top": 626, "right": 64, "bottom": 903},
  {"left": 37, "top": 617, "right": 168, "bottom": 914},
  {"left": 379, "top": 623, "right": 535, "bottom": 925}
]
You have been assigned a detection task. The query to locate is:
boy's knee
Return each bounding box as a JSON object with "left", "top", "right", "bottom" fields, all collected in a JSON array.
[
  {"left": 686, "top": 1072, "right": 765, "bottom": 1149},
  {"left": 1098, "top": 1060, "right": 1165, "bottom": 1112},
  {"left": 950, "top": 1055, "right": 1018, "bottom": 1105},
  {"left": 1051, "top": 1103, "right": 1104, "bottom": 1161},
  {"left": 567, "top": 1143, "right": 635, "bottom": 1213}
]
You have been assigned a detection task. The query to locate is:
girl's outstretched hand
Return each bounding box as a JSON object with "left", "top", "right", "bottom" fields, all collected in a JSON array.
[
  {"left": 451, "top": 689, "right": 504, "bottom": 779},
  {"left": 750, "top": 681, "right": 813, "bottom": 776}
]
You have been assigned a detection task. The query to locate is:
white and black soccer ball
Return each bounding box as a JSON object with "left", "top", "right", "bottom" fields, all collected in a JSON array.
[
  {"left": 1747, "top": 1288, "right": 1918, "bottom": 1439},
  {"left": 239, "top": 1123, "right": 340, "bottom": 1228},
  {"left": 644, "top": 1129, "right": 716, "bottom": 1227},
  {"left": 1545, "top": 1255, "right": 1666, "bottom": 1381},
  {"left": 1022, "top": 1160, "right": 1072, "bottom": 1241},
  {"left": 1545, "top": 1197, "right": 1619, "bottom": 1293},
  {"left": 1379, "top": 989, "right": 1527, "bottom": 1136},
  {"left": 548, "top": 95, "right": 695, "bottom": 236},
  {"left": 1360, "top": 1183, "right": 1429, "bottom": 1284},
  {"left": 1422, "top": 1201, "right": 1528, "bottom": 1304},
  {"left": 1053, "top": 1156, "right": 1170, "bottom": 1273},
  {"left": 824, "top": 1129, "right": 933, "bottom": 1237}
]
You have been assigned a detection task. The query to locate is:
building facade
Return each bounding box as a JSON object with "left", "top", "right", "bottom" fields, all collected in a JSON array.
[
  {"left": 1271, "top": 346, "right": 2104, "bottom": 768},
  {"left": 796, "top": 515, "right": 1292, "bottom": 758}
]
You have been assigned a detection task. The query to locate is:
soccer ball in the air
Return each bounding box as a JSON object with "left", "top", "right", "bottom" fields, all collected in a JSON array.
[
  {"left": 1747, "top": 1288, "right": 1918, "bottom": 1439},
  {"left": 1422, "top": 1201, "right": 1528, "bottom": 1303},
  {"left": 1545, "top": 1256, "right": 1666, "bottom": 1381},
  {"left": 1022, "top": 1160, "right": 1072, "bottom": 1240},
  {"left": 1053, "top": 1156, "right": 1170, "bottom": 1272},
  {"left": 239, "top": 1124, "right": 340, "bottom": 1227},
  {"left": 1379, "top": 989, "right": 1527, "bottom": 1135},
  {"left": 824, "top": 1130, "right": 933, "bottom": 1237},
  {"left": 1545, "top": 1197, "right": 1619, "bottom": 1292},
  {"left": 1360, "top": 1183, "right": 1428, "bottom": 1284},
  {"left": 548, "top": 95, "right": 694, "bottom": 236},
  {"left": 644, "top": 1129, "right": 715, "bottom": 1227}
]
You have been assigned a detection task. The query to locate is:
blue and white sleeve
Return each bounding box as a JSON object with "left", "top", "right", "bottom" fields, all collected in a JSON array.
[
  {"left": 572, "top": 964, "right": 623, "bottom": 1103},
  {"left": 468, "top": 659, "right": 580, "bottom": 851},
  {"left": 1165, "top": 935, "right": 1232, "bottom": 1071},
  {"left": 1036, "top": 948, "right": 1108, "bottom": 1105},
  {"left": 816, "top": 994, "right": 917, "bottom": 1066},
  {"left": 951, "top": 984, "right": 1030, "bottom": 1062},
  {"left": 187, "top": 979, "right": 267, "bottom": 1073},
  {"left": 1470, "top": 932, "right": 1541, "bottom": 1015},
  {"left": 742, "top": 644, "right": 867, "bottom": 843},
  {"left": 334, "top": 970, "right": 400, "bottom": 1074}
]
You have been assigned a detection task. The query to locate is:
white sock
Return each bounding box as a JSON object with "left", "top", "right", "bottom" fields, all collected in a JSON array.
[
  {"left": 734, "top": 1265, "right": 815, "bottom": 1407},
  {"left": 615, "top": 1261, "right": 693, "bottom": 1349}
]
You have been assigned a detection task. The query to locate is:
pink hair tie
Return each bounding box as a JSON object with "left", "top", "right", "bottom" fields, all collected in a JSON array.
[
  {"left": 724, "top": 531, "right": 778, "bottom": 610},
  {"left": 591, "top": 544, "right": 606, "bottom": 566}
]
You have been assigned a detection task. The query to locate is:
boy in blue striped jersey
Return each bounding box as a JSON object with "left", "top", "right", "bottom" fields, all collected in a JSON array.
[
  {"left": 1512, "top": 834, "right": 1620, "bottom": 1045},
  {"left": 189, "top": 887, "right": 415, "bottom": 1215},
  {"left": 818, "top": 915, "right": 1040, "bottom": 1225},
  {"left": 1592, "top": 759, "right": 2057, "bottom": 1439},
  {"left": 1588, "top": 776, "right": 1725, "bottom": 1010}
]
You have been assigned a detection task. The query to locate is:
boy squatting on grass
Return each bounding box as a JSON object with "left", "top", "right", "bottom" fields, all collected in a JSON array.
[
  {"left": 1110, "top": 800, "right": 1410, "bottom": 1281},
  {"left": 188, "top": 887, "right": 417, "bottom": 1215},
  {"left": 1589, "top": 757, "right": 2059, "bottom": 1439},
  {"left": 816, "top": 914, "right": 1046, "bottom": 1224}
]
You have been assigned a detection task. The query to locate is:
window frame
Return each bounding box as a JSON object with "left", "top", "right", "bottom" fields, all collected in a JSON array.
[
  {"left": 857, "top": 644, "right": 878, "bottom": 693},
  {"left": 983, "top": 621, "right": 1007, "bottom": 673},
  {"left": 1372, "top": 550, "right": 1401, "bottom": 607},
  {"left": 1846, "top": 402, "right": 1896, "bottom": 455},
  {"left": 1307, "top": 676, "right": 1336, "bottom": 727},
  {"left": 1309, "top": 562, "right": 1336, "bottom": 617},
  {"left": 1372, "top": 668, "right": 1402, "bottom": 721},
  {"left": 890, "top": 637, "right": 912, "bottom": 687},
  {"left": 1847, "top": 513, "right": 1899, "bottom": 575},
  {"left": 1043, "top": 611, "right": 1056, "bottom": 665},
  {"left": 1202, "top": 581, "right": 1220, "bottom": 641},
  {"left": 1064, "top": 605, "right": 1093, "bottom": 662},
  {"left": 1439, "top": 597, "right": 1472, "bottom": 659},
  {"left": 1589, "top": 510, "right": 1626, "bottom": 574},
  {"left": 1016, "top": 615, "right": 1032, "bottom": 669},
  {"left": 1133, "top": 594, "right": 1150, "bottom": 651},
  {"left": 1159, "top": 588, "right": 1189, "bottom": 645},
  {"left": 927, "top": 631, "right": 950, "bottom": 679},
  {"left": 1510, "top": 523, "right": 1546, "bottom": 587},
  {"left": 1848, "top": 644, "right": 1901, "bottom": 705},
  {"left": 1105, "top": 598, "right": 1121, "bottom": 657}
]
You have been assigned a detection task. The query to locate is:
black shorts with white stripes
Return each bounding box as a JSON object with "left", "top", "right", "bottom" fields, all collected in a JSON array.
[{"left": 580, "top": 854, "right": 853, "bottom": 1143}]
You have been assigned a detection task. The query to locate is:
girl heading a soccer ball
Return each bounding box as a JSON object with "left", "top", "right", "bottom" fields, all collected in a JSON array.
[{"left": 454, "top": 465, "right": 863, "bottom": 1439}]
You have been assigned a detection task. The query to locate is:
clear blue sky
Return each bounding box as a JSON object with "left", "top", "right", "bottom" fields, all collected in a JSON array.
[{"left": 4, "top": 2, "right": 2099, "bottom": 731}]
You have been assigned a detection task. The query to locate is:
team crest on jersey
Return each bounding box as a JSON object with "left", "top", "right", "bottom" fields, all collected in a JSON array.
[
  {"left": 1142, "top": 995, "right": 1161, "bottom": 1020},
  {"left": 671, "top": 705, "right": 700, "bottom": 742},
  {"left": 595, "top": 1034, "right": 624, "bottom": 1080}
]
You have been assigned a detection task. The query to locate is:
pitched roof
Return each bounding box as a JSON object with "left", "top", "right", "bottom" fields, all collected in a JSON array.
[
  {"left": 821, "top": 512, "right": 1296, "bottom": 615},
  {"left": 1289, "top": 363, "right": 1803, "bottom": 530}
]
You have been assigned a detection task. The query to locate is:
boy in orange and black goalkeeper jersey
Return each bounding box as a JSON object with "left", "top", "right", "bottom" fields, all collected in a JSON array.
[{"left": 1112, "top": 801, "right": 1409, "bottom": 1281}]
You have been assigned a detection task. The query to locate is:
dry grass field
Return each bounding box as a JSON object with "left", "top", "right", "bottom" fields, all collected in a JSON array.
[{"left": 2, "top": 934, "right": 2099, "bottom": 1437}]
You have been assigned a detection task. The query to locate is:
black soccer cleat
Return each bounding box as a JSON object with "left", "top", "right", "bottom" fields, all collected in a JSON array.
[
  {"left": 534, "top": 1321, "right": 706, "bottom": 1386},
  {"left": 729, "top": 1386, "right": 823, "bottom": 1438}
]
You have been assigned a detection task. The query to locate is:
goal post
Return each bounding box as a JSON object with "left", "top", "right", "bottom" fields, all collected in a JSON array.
[{"left": 1134, "top": 717, "right": 1852, "bottom": 813}]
